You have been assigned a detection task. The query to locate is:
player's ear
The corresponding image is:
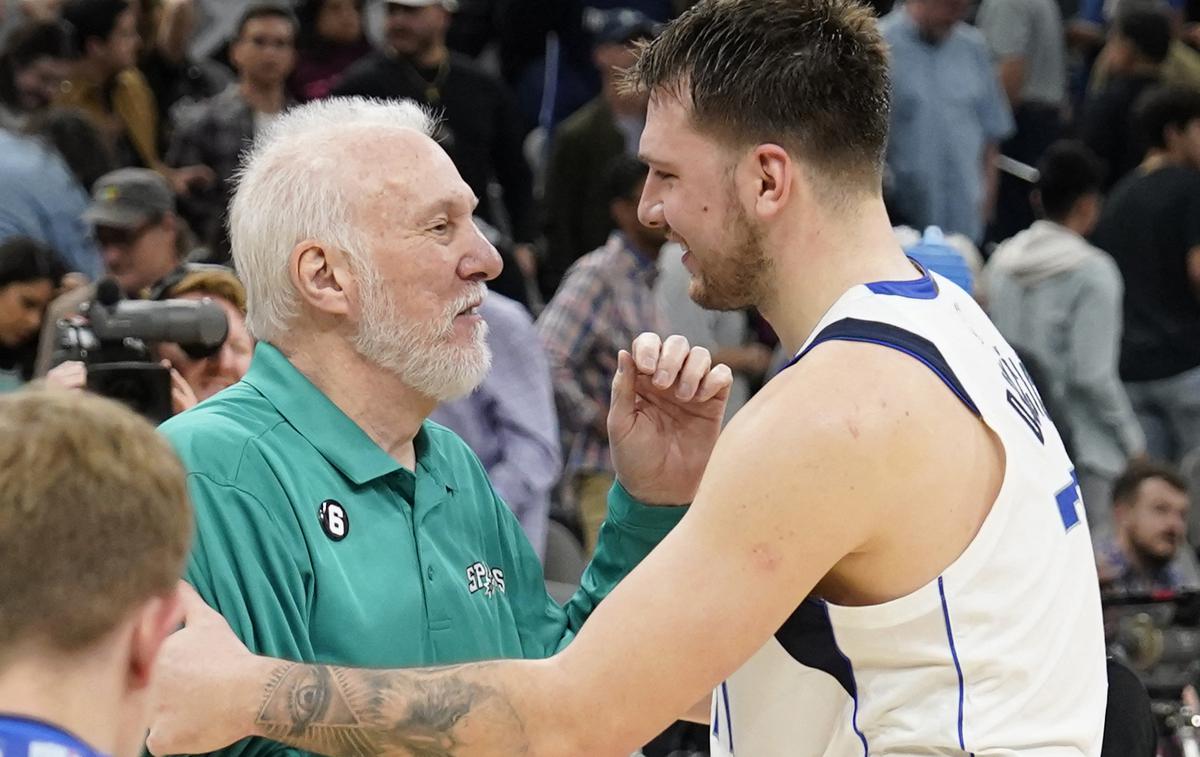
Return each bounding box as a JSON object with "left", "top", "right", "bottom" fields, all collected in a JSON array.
[
  {"left": 127, "top": 588, "right": 184, "bottom": 690},
  {"left": 748, "top": 143, "right": 792, "bottom": 221}
]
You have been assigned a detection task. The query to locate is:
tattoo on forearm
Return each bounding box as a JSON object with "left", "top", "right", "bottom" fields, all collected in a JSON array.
[{"left": 255, "top": 663, "right": 530, "bottom": 757}]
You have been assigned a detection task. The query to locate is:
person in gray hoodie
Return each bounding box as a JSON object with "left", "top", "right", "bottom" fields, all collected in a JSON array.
[{"left": 984, "top": 141, "right": 1146, "bottom": 538}]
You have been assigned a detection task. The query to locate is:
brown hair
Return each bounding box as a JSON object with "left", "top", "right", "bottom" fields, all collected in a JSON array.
[
  {"left": 1112, "top": 460, "right": 1188, "bottom": 509},
  {"left": 625, "top": 0, "right": 891, "bottom": 189},
  {"left": 0, "top": 389, "right": 191, "bottom": 659},
  {"left": 166, "top": 266, "right": 248, "bottom": 314}
]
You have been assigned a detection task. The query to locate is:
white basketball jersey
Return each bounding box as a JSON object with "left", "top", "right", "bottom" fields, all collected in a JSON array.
[{"left": 710, "top": 267, "right": 1107, "bottom": 756}]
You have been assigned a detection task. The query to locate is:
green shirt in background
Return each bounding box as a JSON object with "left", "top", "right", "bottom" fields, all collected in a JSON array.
[{"left": 159, "top": 342, "right": 684, "bottom": 757}]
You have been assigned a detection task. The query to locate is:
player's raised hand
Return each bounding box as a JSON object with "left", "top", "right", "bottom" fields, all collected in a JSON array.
[
  {"left": 147, "top": 582, "right": 264, "bottom": 756},
  {"left": 609, "top": 332, "right": 733, "bottom": 505}
]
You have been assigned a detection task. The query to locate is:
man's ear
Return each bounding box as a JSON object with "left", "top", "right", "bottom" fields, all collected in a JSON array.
[
  {"left": 747, "top": 144, "right": 793, "bottom": 221},
  {"left": 127, "top": 589, "right": 184, "bottom": 691},
  {"left": 288, "top": 240, "right": 356, "bottom": 318}
]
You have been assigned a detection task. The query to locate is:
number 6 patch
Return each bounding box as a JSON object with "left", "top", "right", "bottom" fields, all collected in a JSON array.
[{"left": 318, "top": 499, "right": 349, "bottom": 542}]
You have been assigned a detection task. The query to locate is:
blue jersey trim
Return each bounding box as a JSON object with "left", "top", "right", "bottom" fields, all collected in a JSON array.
[
  {"left": 824, "top": 603, "right": 871, "bottom": 757},
  {"left": 938, "top": 577, "right": 968, "bottom": 751},
  {"left": 721, "top": 681, "right": 734, "bottom": 752},
  {"left": 785, "top": 318, "right": 981, "bottom": 418},
  {"left": 864, "top": 259, "right": 939, "bottom": 299},
  {"left": 0, "top": 714, "right": 107, "bottom": 757}
]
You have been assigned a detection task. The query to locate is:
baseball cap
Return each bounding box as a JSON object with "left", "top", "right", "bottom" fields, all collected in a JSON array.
[
  {"left": 586, "top": 7, "right": 662, "bottom": 46},
  {"left": 84, "top": 168, "right": 175, "bottom": 229},
  {"left": 383, "top": 0, "right": 459, "bottom": 10}
]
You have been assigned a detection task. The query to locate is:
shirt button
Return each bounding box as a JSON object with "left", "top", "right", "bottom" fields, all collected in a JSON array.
[{"left": 427, "top": 566, "right": 435, "bottom": 581}]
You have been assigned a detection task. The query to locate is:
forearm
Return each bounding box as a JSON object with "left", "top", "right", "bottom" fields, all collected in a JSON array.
[{"left": 243, "top": 657, "right": 580, "bottom": 757}]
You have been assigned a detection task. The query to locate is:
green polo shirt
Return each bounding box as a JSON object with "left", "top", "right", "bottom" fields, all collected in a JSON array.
[{"left": 159, "top": 343, "right": 684, "bottom": 757}]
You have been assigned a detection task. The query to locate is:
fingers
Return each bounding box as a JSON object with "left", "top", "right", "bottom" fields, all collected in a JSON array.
[
  {"left": 674, "top": 346, "right": 712, "bottom": 401},
  {"left": 632, "top": 332, "right": 662, "bottom": 375},
  {"left": 608, "top": 349, "right": 636, "bottom": 437},
  {"left": 695, "top": 362, "right": 735, "bottom": 403}
]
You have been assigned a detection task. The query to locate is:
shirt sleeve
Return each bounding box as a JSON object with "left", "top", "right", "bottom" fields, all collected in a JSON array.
[
  {"left": 478, "top": 304, "right": 561, "bottom": 554},
  {"left": 184, "top": 472, "right": 313, "bottom": 757},
  {"left": 504, "top": 481, "right": 687, "bottom": 658},
  {"left": 536, "top": 264, "right": 608, "bottom": 434},
  {"left": 976, "top": 43, "right": 1017, "bottom": 142}
]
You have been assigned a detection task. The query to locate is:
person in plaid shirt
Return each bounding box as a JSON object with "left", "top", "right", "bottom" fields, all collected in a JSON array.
[
  {"left": 537, "top": 155, "right": 667, "bottom": 553},
  {"left": 166, "top": 3, "right": 296, "bottom": 260}
]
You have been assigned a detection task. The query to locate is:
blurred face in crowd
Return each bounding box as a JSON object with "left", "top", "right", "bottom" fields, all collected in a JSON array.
[
  {"left": 638, "top": 94, "right": 774, "bottom": 311},
  {"left": 385, "top": 4, "right": 449, "bottom": 60},
  {"left": 1165, "top": 118, "right": 1200, "bottom": 170},
  {"left": 612, "top": 177, "right": 668, "bottom": 254},
  {"left": 1103, "top": 31, "right": 1138, "bottom": 74},
  {"left": 92, "top": 6, "right": 140, "bottom": 74},
  {"left": 906, "top": 0, "right": 969, "bottom": 42},
  {"left": 157, "top": 294, "right": 253, "bottom": 401},
  {"left": 1116, "top": 476, "right": 1190, "bottom": 568},
  {"left": 317, "top": 0, "right": 361, "bottom": 45},
  {"left": 342, "top": 129, "right": 501, "bottom": 400},
  {"left": 595, "top": 41, "right": 649, "bottom": 112},
  {"left": 96, "top": 215, "right": 178, "bottom": 295},
  {"left": 13, "top": 55, "right": 70, "bottom": 110},
  {"left": 231, "top": 15, "right": 297, "bottom": 88},
  {"left": 0, "top": 278, "right": 54, "bottom": 347}
]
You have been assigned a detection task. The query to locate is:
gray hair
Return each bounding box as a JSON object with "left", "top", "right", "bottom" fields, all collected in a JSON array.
[{"left": 227, "top": 96, "right": 436, "bottom": 342}]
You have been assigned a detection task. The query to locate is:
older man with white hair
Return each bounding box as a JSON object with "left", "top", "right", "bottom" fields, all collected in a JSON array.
[{"left": 158, "top": 96, "right": 732, "bottom": 757}]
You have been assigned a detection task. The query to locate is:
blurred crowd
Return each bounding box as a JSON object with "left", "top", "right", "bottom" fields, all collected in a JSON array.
[{"left": 0, "top": 0, "right": 1199, "bottom": 747}]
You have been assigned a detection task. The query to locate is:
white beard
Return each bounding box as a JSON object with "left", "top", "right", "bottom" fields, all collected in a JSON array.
[{"left": 351, "top": 269, "right": 491, "bottom": 402}]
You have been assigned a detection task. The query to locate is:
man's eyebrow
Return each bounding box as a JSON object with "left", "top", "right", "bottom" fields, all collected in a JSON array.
[{"left": 638, "top": 152, "right": 678, "bottom": 172}]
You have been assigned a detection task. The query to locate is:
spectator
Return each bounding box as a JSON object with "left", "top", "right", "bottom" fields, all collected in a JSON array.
[
  {"left": 0, "top": 389, "right": 191, "bottom": 757},
  {"left": 654, "top": 243, "right": 769, "bottom": 424},
  {"left": 334, "top": 0, "right": 537, "bottom": 266},
  {"left": 537, "top": 156, "right": 667, "bottom": 553},
  {"left": 0, "top": 237, "right": 63, "bottom": 391},
  {"left": 290, "top": 0, "right": 370, "bottom": 101},
  {"left": 137, "top": 0, "right": 233, "bottom": 130},
  {"left": 0, "top": 20, "right": 73, "bottom": 128},
  {"left": 168, "top": 2, "right": 296, "bottom": 261},
  {"left": 880, "top": 0, "right": 1015, "bottom": 244},
  {"left": 541, "top": 8, "right": 658, "bottom": 297},
  {"left": 1080, "top": 7, "right": 1171, "bottom": 188},
  {"left": 24, "top": 105, "right": 116, "bottom": 191},
  {"left": 58, "top": 0, "right": 212, "bottom": 194},
  {"left": 976, "top": 0, "right": 1067, "bottom": 242},
  {"left": 429, "top": 291, "right": 560, "bottom": 557},
  {"left": 34, "top": 168, "right": 187, "bottom": 376},
  {"left": 1096, "top": 461, "right": 1199, "bottom": 592},
  {"left": 985, "top": 141, "right": 1145, "bottom": 530},
  {"left": 0, "top": 113, "right": 103, "bottom": 278},
  {"left": 1091, "top": 86, "right": 1200, "bottom": 463}
]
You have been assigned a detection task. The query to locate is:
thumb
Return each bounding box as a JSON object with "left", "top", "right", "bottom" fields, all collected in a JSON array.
[
  {"left": 177, "top": 581, "right": 219, "bottom": 626},
  {"left": 609, "top": 350, "right": 637, "bottom": 438}
]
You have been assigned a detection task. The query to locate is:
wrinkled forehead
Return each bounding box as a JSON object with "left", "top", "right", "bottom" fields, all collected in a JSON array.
[{"left": 329, "top": 127, "right": 471, "bottom": 222}]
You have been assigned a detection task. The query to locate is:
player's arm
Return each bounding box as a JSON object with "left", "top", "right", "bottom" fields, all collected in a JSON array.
[{"left": 149, "top": 344, "right": 908, "bottom": 756}]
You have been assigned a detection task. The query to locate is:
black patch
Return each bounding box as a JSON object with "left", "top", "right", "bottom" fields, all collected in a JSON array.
[
  {"left": 775, "top": 597, "right": 857, "bottom": 698},
  {"left": 318, "top": 499, "right": 349, "bottom": 541}
]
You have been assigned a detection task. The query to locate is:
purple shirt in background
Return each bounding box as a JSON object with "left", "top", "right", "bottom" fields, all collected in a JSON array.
[{"left": 430, "top": 293, "right": 561, "bottom": 558}]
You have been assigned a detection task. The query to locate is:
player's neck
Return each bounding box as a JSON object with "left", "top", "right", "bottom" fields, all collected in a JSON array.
[
  {"left": 760, "top": 196, "right": 914, "bottom": 356},
  {"left": 283, "top": 335, "right": 432, "bottom": 469},
  {"left": 0, "top": 648, "right": 127, "bottom": 756}
]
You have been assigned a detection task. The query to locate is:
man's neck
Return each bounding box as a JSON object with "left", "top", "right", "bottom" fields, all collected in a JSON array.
[
  {"left": 759, "top": 194, "right": 915, "bottom": 356},
  {"left": 400, "top": 42, "right": 448, "bottom": 70},
  {"left": 74, "top": 59, "right": 117, "bottom": 88},
  {"left": 1141, "top": 147, "right": 1183, "bottom": 173},
  {"left": 1116, "top": 531, "right": 1171, "bottom": 578},
  {"left": 239, "top": 79, "right": 286, "bottom": 114},
  {"left": 282, "top": 336, "right": 435, "bottom": 469},
  {"left": 0, "top": 651, "right": 125, "bottom": 756}
]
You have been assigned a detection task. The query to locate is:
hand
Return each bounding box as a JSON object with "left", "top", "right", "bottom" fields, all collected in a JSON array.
[
  {"left": 168, "top": 164, "right": 216, "bottom": 196},
  {"left": 609, "top": 333, "right": 733, "bottom": 505},
  {"left": 44, "top": 361, "right": 86, "bottom": 391},
  {"left": 147, "top": 583, "right": 262, "bottom": 756},
  {"left": 59, "top": 272, "right": 90, "bottom": 293},
  {"left": 162, "top": 360, "right": 198, "bottom": 415}
]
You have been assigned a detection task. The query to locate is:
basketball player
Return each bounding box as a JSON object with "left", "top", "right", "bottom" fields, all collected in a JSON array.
[
  {"left": 0, "top": 390, "right": 192, "bottom": 757},
  {"left": 146, "top": 0, "right": 1107, "bottom": 753}
]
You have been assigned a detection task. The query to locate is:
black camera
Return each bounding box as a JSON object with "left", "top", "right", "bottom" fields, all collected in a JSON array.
[{"left": 53, "top": 279, "right": 229, "bottom": 422}]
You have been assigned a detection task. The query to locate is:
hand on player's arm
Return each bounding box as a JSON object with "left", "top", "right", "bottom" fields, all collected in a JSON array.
[{"left": 147, "top": 340, "right": 894, "bottom": 757}]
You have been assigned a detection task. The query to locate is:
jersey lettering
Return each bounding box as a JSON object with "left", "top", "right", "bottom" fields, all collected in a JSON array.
[{"left": 999, "top": 355, "right": 1046, "bottom": 444}]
